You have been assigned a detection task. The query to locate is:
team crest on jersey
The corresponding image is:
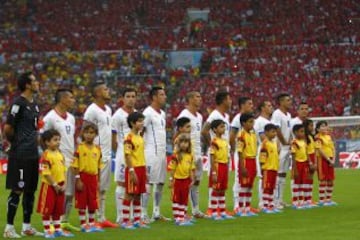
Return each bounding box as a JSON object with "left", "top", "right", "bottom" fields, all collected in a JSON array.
[
  {"left": 18, "top": 181, "right": 25, "bottom": 188},
  {"left": 11, "top": 104, "right": 20, "bottom": 116}
]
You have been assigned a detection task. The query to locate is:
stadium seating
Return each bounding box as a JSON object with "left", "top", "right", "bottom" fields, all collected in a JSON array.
[{"left": 0, "top": 0, "right": 359, "bottom": 128}]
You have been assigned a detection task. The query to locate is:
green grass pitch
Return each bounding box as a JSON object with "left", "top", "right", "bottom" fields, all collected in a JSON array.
[{"left": 1, "top": 169, "right": 359, "bottom": 240}]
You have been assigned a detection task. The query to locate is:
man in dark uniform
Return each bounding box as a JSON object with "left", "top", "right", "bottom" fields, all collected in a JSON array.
[{"left": 3, "top": 72, "right": 43, "bottom": 238}]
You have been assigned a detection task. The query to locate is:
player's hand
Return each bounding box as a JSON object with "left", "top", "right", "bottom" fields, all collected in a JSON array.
[
  {"left": 211, "top": 172, "right": 217, "bottom": 183},
  {"left": 240, "top": 168, "right": 248, "bottom": 177},
  {"left": 130, "top": 171, "right": 138, "bottom": 185},
  {"left": 168, "top": 179, "right": 174, "bottom": 189},
  {"left": 76, "top": 179, "right": 84, "bottom": 191},
  {"left": 53, "top": 184, "right": 61, "bottom": 194},
  {"left": 59, "top": 185, "right": 66, "bottom": 193}
]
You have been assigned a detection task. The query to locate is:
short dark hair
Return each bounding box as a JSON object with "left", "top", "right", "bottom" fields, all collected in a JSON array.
[
  {"left": 81, "top": 121, "right": 99, "bottom": 135},
  {"left": 264, "top": 123, "right": 277, "bottom": 132},
  {"left": 55, "top": 88, "right": 73, "bottom": 104},
  {"left": 240, "top": 113, "right": 254, "bottom": 125},
  {"left": 215, "top": 91, "right": 230, "bottom": 105},
  {"left": 91, "top": 80, "right": 106, "bottom": 97},
  {"left": 257, "top": 101, "right": 269, "bottom": 112},
  {"left": 122, "top": 87, "right": 137, "bottom": 97},
  {"left": 277, "top": 93, "right": 290, "bottom": 104},
  {"left": 292, "top": 124, "right": 304, "bottom": 134},
  {"left": 18, "top": 72, "right": 33, "bottom": 92},
  {"left": 127, "top": 112, "right": 145, "bottom": 128},
  {"left": 149, "top": 86, "right": 164, "bottom": 100},
  {"left": 41, "top": 129, "right": 61, "bottom": 145},
  {"left": 298, "top": 101, "right": 308, "bottom": 109},
  {"left": 238, "top": 97, "right": 251, "bottom": 107},
  {"left": 176, "top": 117, "right": 191, "bottom": 129},
  {"left": 210, "top": 119, "right": 225, "bottom": 131}
]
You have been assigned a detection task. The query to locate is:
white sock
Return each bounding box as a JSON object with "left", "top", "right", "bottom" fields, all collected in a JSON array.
[
  {"left": 22, "top": 223, "right": 30, "bottom": 231},
  {"left": 153, "top": 184, "right": 163, "bottom": 216},
  {"left": 208, "top": 188, "right": 213, "bottom": 209},
  {"left": 99, "top": 192, "right": 106, "bottom": 222},
  {"left": 141, "top": 184, "right": 151, "bottom": 217},
  {"left": 115, "top": 186, "right": 125, "bottom": 223},
  {"left": 258, "top": 178, "right": 263, "bottom": 208},
  {"left": 278, "top": 177, "right": 286, "bottom": 204},
  {"left": 6, "top": 224, "right": 14, "bottom": 230},
  {"left": 232, "top": 182, "right": 240, "bottom": 211},
  {"left": 190, "top": 185, "right": 199, "bottom": 214}
]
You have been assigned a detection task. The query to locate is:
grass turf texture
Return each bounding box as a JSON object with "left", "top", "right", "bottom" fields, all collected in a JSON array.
[{"left": 1, "top": 169, "right": 359, "bottom": 240}]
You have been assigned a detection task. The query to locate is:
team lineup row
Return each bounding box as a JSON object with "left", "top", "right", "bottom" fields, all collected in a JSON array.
[{"left": 3, "top": 72, "right": 336, "bottom": 238}]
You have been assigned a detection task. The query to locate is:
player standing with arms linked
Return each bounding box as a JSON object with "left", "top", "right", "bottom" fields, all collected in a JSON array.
[
  {"left": 176, "top": 91, "right": 205, "bottom": 218},
  {"left": 271, "top": 93, "right": 292, "bottom": 209},
  {"left": 83, "top": 81, "right": 117, "bottom": 228},
  {"left": 141, "top": 86, "right": 170, "bottom": 222},
  {"left": 3, "top": 72, "right": 43, "bottom": 238},
  {"left": 41, "top": 89, "right": 78, "bottom": 231},
  {"left": 111, "top": 88, "right": 137, "bottom": 224}
]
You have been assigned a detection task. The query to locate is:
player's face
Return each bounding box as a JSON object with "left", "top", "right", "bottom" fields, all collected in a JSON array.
[
  {"left": 243, "top": 118, "right": 255, "bottom": 131},
  {"left": 123, "top": 91, "right": 137, "bottom": 109},
  {"left": 29, "top": 74, "right": 39, "bottom": 93},
  {"left": 63, "top": 92, "right": 76, "bottom": 110},
  {"left": 154, "top": 89, "right": 167, "bottom": 107},
  {"left": 296, "top": 128, "right": 305, "bottom": 139},
  {"left": 243, "top": 100, "right": 254, "bottom": 113},
  {"left": 46, "top": 135, "right": 61, "bottom": 150},
  {"left": 307, "top": 122, "right": 314, "bottom": 133},
  {"left": 191, "top": 92, "right": 202, "bottom": 109},
  {"left": 98, "top": 84, "right": 111, "bottom": 101},
  {"left": 281, "top": 96, "right": 292, "bottom": 110},
  {"left": 264, "top": 101, "right": 273, "bottom": 115},
  {"left": 223, "top": 95, "right": 232, "bottom": 111},
  {"left": 298, "top": 104, "right": 309, "bottom": 118},
  {"left": 179, "top": 140, "right": 190, "bottom": 152},
  {"left": 134, "top": 119, "right": 144, "bottom": 132},
  {"left": 267, "top": 129, "right": 277, "bottom": 139},
  {"left": 179, "top": 122, "right": 191, "bottom": 134},
  {"left": 83, "top": 128, "right": 97, "bottom": 143},
  {"left": 318, "top": 123, "right": 328, "bottom": 134},
  {"left": 215, "top": 123, "right": 226, "bottom": 135}
]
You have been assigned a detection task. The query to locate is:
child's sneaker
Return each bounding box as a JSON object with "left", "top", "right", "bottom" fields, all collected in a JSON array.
[
  {"left": 221, "top": 214, "right": 235, "bottom": 220},
  {"left": 21, "top": 226, "right": 44, "bottom": 237},
  {"left": 61, "top": 222, "right": 81, "bottom": 232},
  {"left": 175, "top": 220, "right": 193, "bottom": 226},
  {"left": 324, "top": 201, "right": 338, "bottom": 206},
  {"left": 44, "top": 230, "right": 55, "bottom": 239},
  {"left": 211, "top": 214, "right": 223, "bottom": 221},
  {"left": 88, "top": 225, "right": 104, "bottom": 232},
  {"left": 3, "top": 226, "right": 21, "bottom": 239},
  {"left": 121, "top": 222, "right": 136, "bottom": 230},
  {"left": 262, "top": 208, "right": 275, "bottom": 214},
  {"left": 54, "top": 230, "right": 74, "bottom": 237},
  {"left": 133, "top": 222, "right": 150, "bottom": 229}
]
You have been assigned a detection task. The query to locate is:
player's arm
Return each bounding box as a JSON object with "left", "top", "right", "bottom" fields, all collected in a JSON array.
[
  {"left": 111, "top": 132, "right": 118, "bottom": 153},
  {"left": 168, "top": 157, "right": 176, "bottom": 188},
  {"left": 229, "top": 127, "right": 239, "bottom": 153},
  {"left": 290, "top": 141, "right": 298, "bottom": 178},
  {"left": 201, "top": 122, "right": 211, "bottom": 150},
  {"left": 276, "top": 128, "right": 288, "bottom": 145},
  {"left": 3, "top": 124, "right": 14, "bottom": 141},
  {"left": 237, "top": 135, "right": 247, "bottom": 177},
  {"left": 124, "top": 140, "right": 137, "bottom": 184}
]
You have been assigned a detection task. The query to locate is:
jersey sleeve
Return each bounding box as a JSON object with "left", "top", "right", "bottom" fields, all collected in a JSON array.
[
  {"left": 97, "top": 146, "right": 104, "bottom": 169},
  {"left": 111, "top": 114, "right": 120, "bottom": 133},
  {"left": 40, "top": 152, "right": 51, "bottom": 176},
  {"left": 230, "top": 115, "right": 240, "bottom": 130},
  {"left": 83, "top": 106, "right": 96, "bottom": 123},
  {"left": 271, "top": 111, "right": 281, "bottom": 127},
  {"left": 236, "top": 132, "right": 245, "bottom": 153},
  {"left": 314, "top": 136, "right": 322, "bottom": 149},
  {"left": 209, "top": 139, "right": 218, "bottom": 155},
  {"left": 71, "top": 147, "right": 80, "bottom": 169},
  {"left": 41, "top": 113, "right": 53, "bottom": 133},
  {"left": 259, "top": 142, "right": 268, "bottom": 164},
  {"left": 142, "top": 109, "right": 151, "bottom": 129},
  {"left": 124, "top": 136, "right": 134, "bottom": 155},
  {"left": 168, "top": 155, "right": 177, "bottom": 170},
  {"left": 290, "top": 140, "right": 299, "bottom": 154},
  {"left": 6, "top": 100, "right": 22, "bottom": 127}
]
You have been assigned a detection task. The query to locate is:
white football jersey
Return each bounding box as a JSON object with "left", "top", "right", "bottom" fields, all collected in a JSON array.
[
  {"left": 42, "top": 110, "right": 75, "bottom": 165},
  {"left": 230, "top": 113, "right": 241, "bottom": 131},
  {"left": 271, "top": 109, "right": 291, "bottom": 148},
  {"left": 290, "top": 116, "right": 303, "bottom": 136},
  {"left": 83, "top": 103, "right": 112, "bottom": 162},
  {"left": 111, "top": 108, "right": 134, "bottom": 161},
  {"left": 177, "top": 109, "right": 203, "bottom": 157},
  {"left": 206, "top": 109, "right": 230, "bottom": 141},
  {"left": 143, "top": 106, "right": 166, "bottom": 155},
  {"left": 254, "top": 116, "right": 272, "bottom": 145}
]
